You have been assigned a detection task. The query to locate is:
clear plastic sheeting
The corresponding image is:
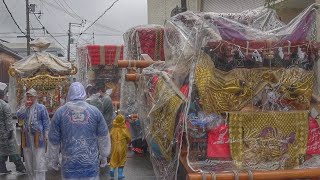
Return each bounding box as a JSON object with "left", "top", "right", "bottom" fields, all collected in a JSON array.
[
  {"left": 121, "top": 25, "right": 165, "bottom": 116},
  {"left": 135, "top": 4, "right": 320, "bottom": 180},
  {"left": 137, "top": 61, "right": 185, "bottom": 179}
]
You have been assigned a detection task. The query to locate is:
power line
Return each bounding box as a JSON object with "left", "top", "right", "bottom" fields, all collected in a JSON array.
[
  {"left": 61, "top": 0, "right": 82, "bottom": 20},
  {"left": 41, "top": 0, "right": 122, "bottom": 33},
  {"left": 0, "top": 32, "right": 122, "bottom": 36},
  {"left": 2, "top": 0, "right": 25, "bottom": 35},
  {"left": 42, "top": 0, "right": 82, "bottom": 21},
  {"left": 0, "top": 0, "right": 19, "bottom": 25},
  {"left": 0, "top": 39, "right": 9, "bottom": 43},
  {"left": 32, "top": 12, "right": 75, "bottom": 55},
  {"left": 53, "top": 0, "right": 79, "bottom": 20},
  {"left": 40, "top": 1, "right": 68, "bottom": 34},
  {"left": 80, "top": 0, "right": 120, "bottom": 36}
]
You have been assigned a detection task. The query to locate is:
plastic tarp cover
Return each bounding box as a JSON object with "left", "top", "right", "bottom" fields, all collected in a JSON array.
[{"left": 134, "top": 4, "right": 320, "bottom": 180}]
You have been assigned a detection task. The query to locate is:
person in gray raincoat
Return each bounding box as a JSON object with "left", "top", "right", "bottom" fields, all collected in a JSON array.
[
  {"left": 86, "top": 86, "right": 103, "bottom": 111},
  {"left": 0, "top": 88, "right": 26, "bottom": 173},
  {"left": 97, "top": 86, "right": 114, "bottom": 131}
]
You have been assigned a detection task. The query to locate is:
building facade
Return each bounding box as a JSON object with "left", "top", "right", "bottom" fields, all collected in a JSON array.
[{"left": 0, "top": 43, "right": 22, "bottom": 83}]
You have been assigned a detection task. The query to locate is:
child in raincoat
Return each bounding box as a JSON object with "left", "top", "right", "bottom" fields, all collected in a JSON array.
[{"left": 110, "top": 114, "right": 131, "bottom": 179}]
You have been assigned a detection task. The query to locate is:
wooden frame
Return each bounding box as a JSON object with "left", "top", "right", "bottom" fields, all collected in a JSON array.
[{"left": 179, "top": 138, "right": 320, "bottom": 180}]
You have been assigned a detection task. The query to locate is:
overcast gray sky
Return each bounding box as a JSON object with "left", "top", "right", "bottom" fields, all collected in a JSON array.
[{"left": 0, "top": 0, "right": 148, "bottom": 57}]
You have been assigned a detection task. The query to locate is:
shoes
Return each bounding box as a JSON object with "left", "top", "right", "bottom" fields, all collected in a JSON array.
[
  {"left": 14, "top": 160, "right": 26, "bottom": 173},
  {"left": 0, "top": 161, "right": 11, "bottom": 174},
  {"left": 118, "top": 167, "right": 125, "bottom": 179},
  {"left": 132, "top": 147, "right": 143, "bottom": 154},
  {"left": 0, "top": 169, "right": 11, "bottom": 174},
  {"left": 110, "top": 168, "right": 114, "bottom": 178}
]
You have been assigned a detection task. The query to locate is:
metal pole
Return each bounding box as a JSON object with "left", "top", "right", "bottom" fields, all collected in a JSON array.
[
  {"left": 181, "top": 0, "right": 187, "bottom": 12},
  {"left": 93, "top": 32, "right": 95, "bottom": 44},
  {"left": 67, "top": 22, "right": 71, "bottom": 61},
  {"left": 26, "top": 0, "right": 30, "bottom": 55}
]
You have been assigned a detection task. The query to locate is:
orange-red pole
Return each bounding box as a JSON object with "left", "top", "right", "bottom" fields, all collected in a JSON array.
[
  {"left": 118, "top": 60, "right": 154, "bottom": 68},
  {"left": 125, "top": 74, "right": 140, "bottom": 81}
]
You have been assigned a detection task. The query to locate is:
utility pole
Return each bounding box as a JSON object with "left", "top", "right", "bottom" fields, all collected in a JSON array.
[
  {"left": 181, "top": 0, "right": 187, "bottom": 12},
  {"left": 67, "top": 22, "right": 82, "bottom": 61},
  {"left": 26, "top": 0, "right": 31, "bottom": 55},
  {"left": 67, "top": 22, "right": 71, "bottom": 61}
]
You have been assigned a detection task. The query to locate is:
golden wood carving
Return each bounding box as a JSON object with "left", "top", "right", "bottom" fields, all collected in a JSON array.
[
  {"left": 195, "top": 53, "right": 314, "bottom": 114},
  {"left": 16, "top": 73, "right": 69, "bottom": 113}
]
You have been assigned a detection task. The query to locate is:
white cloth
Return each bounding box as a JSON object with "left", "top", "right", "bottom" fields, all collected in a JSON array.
[{"left": 24, "top": 132, "right": 47, "bottom": 180}]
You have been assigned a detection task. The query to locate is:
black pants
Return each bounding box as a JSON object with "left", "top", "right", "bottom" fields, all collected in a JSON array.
[{"left": 0, "top": 154, "right": 21, "bottom": 162}]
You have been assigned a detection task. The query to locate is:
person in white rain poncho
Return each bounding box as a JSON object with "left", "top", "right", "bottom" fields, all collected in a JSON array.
[
  {"left": 47, "top": 82, "right": 111, "bottom": 180},
  {"left": 17, "top": 88, "right": 50, "bottom": 180}
]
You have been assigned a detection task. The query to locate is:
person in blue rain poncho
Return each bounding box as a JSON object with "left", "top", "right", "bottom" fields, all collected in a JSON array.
[{"left": 47, "top": 82, "right": 111, "bottom": 180}]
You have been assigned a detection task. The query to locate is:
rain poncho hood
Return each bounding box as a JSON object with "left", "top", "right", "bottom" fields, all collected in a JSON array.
[
  {"left": 66, "top": 82, "right": 86, "bottom": 102},
  {"left": 113, "top": 114, "right": 126, "bottom": 128}
]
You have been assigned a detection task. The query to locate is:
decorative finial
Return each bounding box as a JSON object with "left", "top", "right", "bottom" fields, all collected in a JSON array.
[{"left": 30, "top": 38, "right": 51, "bottom": 52}]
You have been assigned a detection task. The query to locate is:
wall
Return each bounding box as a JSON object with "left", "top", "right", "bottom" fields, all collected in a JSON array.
[{"left": 276, "top": 8, "right": 305, "bottom": 23}]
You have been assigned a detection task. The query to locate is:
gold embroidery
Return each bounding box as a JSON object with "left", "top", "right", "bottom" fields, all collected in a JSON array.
[{"left": 228, "top": 111, "right": 309, "bottom": 170}]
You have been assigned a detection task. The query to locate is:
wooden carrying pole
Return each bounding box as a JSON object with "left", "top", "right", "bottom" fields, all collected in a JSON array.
[
  {"left": 186, "top": 169, "right": 320, "bottom": 180},
  {"left": 179, "top": 142, "right": 320, "bottom": 180},
  {"left": 118, "top": 60, "right": 155, "bottom": 68},
  {"left": 125, "top": 73, "right": 140, "bottom": 81}
]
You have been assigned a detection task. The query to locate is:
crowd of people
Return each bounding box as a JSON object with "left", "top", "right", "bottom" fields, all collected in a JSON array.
[{"left": 0, "top": 81, "right": 146, "bottom": 180}]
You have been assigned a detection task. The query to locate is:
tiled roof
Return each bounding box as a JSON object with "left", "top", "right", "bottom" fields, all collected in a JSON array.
[{"left": 0, "top": 43, "right": 22, "bottom": 60}]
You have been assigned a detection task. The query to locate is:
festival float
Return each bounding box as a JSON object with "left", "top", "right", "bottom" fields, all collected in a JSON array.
[
  {"left": 76, "top": 44, "right": 124, "bottom": 109},
  {"left": 8, "top": 38, "right": 77, "bottom": 116},
  {"left": 122, "top": 4, "right": 320, "bottom": 180},
  {"left": 120, "top": 24, "right": 165, "bottom": 116}
]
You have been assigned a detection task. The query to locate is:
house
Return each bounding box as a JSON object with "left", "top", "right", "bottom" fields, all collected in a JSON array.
[
  {"left": 147, "top": 0, "right": 318, "bottom": 25},
  {"left": 4, "top": 42, "right": 65, "bottom": 57},
  {"left": 276, "top": 0, "right": 315, "bottom": 23},
  {"left": 0, "top": 43, "right": 22, "bottom": 83}
]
